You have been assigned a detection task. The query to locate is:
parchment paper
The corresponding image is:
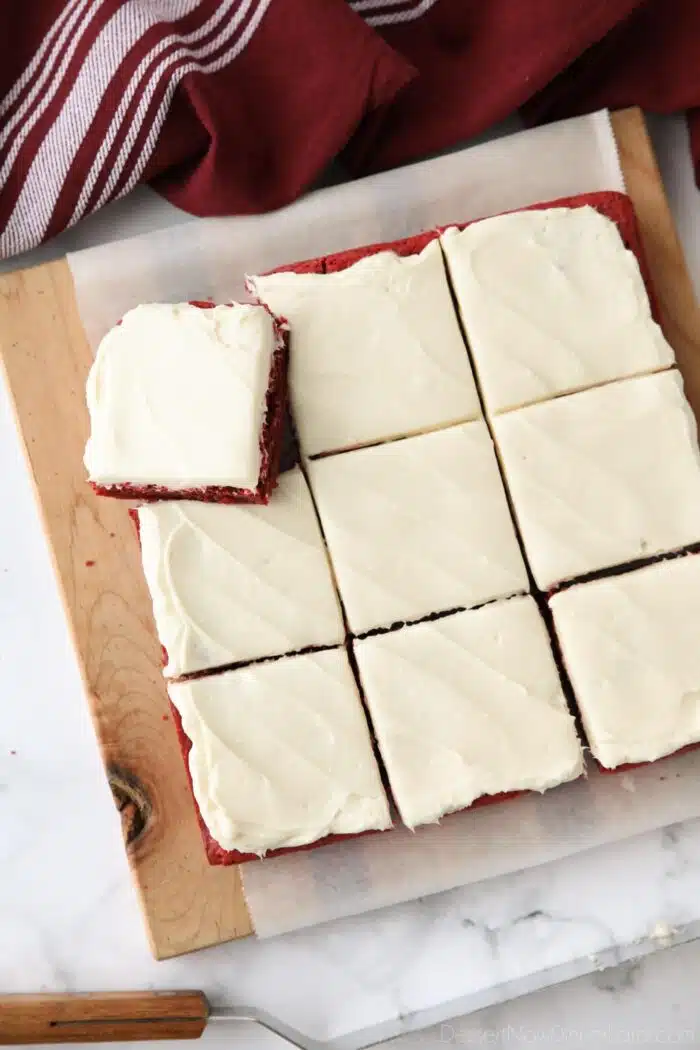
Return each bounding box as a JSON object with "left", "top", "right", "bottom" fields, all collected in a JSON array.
[
  {"left": 242, "top": 752, "right": 700, "bottom": 937},
  {"left": 67, "top": 110, "right": 700, "bottom": 940},
  {"left": 69, "top": 110, "right": 622, "bottom": 343}
]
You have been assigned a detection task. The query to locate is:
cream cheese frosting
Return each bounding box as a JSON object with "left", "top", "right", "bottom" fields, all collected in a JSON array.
[
  {"left": 137, "top": 467, "right": 345, "bottom": 677},
  {"left": 168, "top": 648, "right": 392, "bottom": 854},
  {"left": 550, "top": 555, "right": 700, "bottom": 768},
  {"left": 249, "top": 241, "right": 481, "bottom": 457},
  {"left": 354, "top": 596, "right": 583, "bottom": 828},
  {"left": 492, "top": 370, "right": 700, "bottom": 591},
  {"left": 441, "top": 206, "right": 675, "bottom": 415},
  {"left": 307, "top": 422, "right": 529, "bottom": 635},
  {"left": 84, "top": 302, "right": 276, "bottom": 489}
]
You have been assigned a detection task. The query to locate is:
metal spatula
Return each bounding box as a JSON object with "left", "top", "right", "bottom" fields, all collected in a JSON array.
[{"left": 0, "top": 990, "right": 393, "bottom": 1049}]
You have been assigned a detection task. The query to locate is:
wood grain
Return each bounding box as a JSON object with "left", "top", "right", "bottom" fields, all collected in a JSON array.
[
  {"left": 0, "top": 109, "right": 695, "bottom": 961},
  {"left": 0, "top": 262, "right": 253, "bottom": 958},
  {"left": 611, "top": 108, "right": 700, "bottom": 411},
  {"left": 0, "top": 990, "right": 208, "bottom": 1043}
]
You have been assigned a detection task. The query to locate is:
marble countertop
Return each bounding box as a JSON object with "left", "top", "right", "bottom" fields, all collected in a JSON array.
[{"left": 2, "top": 113, "right": 700, "bottom": 1048}]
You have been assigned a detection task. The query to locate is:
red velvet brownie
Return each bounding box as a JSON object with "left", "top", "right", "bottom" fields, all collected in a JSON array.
[
  {"left": 492, "top": 370, "right": 700, "bottom": 592},
  {"left": 441, "top": 191, "right": 673, "bottom": 416},
  {"left": 166, "top": 648, "right": 393, "bottom": 863},
  {"left": 440, "top": 191, "right": 660, "bottom": 318},
  {"left": 84, "top": 300, "right": 288, "bottom": 505},
  {"left": 248, "top": 238, "right": 482, "bottom": 458},
  {"left": 130, "top": 464, "right": 345, "bottom": 680},
  {"left": 353, "top": 596, "right": 583, "bottom": 829},
  {"left": 168, "top": 699, "right": 388, "bottom": 865},
  {"left": 549, "top": 555, "right": 700, "bottom": 773},
  {"left": 306, "top": 422, "right": 529, "bottom": 636}
]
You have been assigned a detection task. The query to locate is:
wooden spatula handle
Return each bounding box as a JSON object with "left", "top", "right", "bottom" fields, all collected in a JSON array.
[{"left": 0, "top": 991, "right": 209, "bottom": 1044}]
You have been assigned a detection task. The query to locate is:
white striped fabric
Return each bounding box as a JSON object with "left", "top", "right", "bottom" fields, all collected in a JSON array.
[
  {"left": 0, "top": 0, "right": 272, "bottom": 258},
  {"left": 350, "top": 0, "right": 440, "bottom": 28}
]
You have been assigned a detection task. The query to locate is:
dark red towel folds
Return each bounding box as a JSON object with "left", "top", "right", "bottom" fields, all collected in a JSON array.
[
  {"left": 0, "top": 0, "right": 413, "bottom": 258},
  {"left": 343, "top": 0, "right": 643, "bottom": 172},
  {"left": 3, "top": 0, "right": 700, "bottom": 260}
]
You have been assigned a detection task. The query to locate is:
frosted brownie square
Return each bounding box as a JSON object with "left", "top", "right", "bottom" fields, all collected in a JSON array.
[
  {"left": 168, "top": 648, "right": 392, "bottom": 859},
  {"left": 84, "top": 301, "right": 287, "bottom": 503},
  {"left": 550, "top": 555, "right": 700, "bottom": 769},
  {"left": 441, "top": 205, "right": 673, "bottom": 415},
  {"left": 136, "top": 467, "right": 344, "bottom": 677},
  {"left": 249, "top": 240, "right": 481, "bottom": 457},
  {"left": 354, "top": 596, "right": 583, "bottom": 828},
  {"left": 492, "top": 371, "right": 700, "bottom": 591},
  {"left": 307, "top": 422, "right": 528, "bottom": 635}
]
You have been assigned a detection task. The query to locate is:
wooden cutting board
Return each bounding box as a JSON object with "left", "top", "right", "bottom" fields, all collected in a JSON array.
[{"left": 1, "top": 109, "right": 699, "bottom": 961}]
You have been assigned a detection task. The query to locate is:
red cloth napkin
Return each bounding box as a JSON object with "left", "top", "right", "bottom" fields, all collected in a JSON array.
[
  {"left": 343, "top": 0, "right": 642, "bottom": 172},
  {"left": 3, "top": 0, "right": 700, "bottom": 260},
  {"left": 520, "top": 0, "right": 700, "bottom": 162},
  {"left": 0, "top": 0, "right": 412, "bottom": 258},
  {"left": 346, "top": 0, "right": 700, "bottom": 172}
]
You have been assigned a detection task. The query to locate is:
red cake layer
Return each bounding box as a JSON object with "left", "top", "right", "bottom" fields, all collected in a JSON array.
[
  {"left": 90, "top": 302, "right": 288, "bottom": 506},
  {"left": 323, "top": 230, "right": 438, "bottom": 273},
  {"left": 547, "top": 549, "right": 700, "bottom": 778},
  {"left": 255, "top": 257, "right": 326, "bottom": 278}
]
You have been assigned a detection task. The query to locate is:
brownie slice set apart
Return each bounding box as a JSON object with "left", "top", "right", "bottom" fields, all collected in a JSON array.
[
  {"left": 84, "top": 190, "right": 700, "bottom": 865},
  {"left": 84, "top": 301, "right": 289, "bottom": 504}
]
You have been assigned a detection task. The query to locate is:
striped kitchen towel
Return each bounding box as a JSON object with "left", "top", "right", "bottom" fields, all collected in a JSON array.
[
  {"left": 3, "top": 0, "right": 700, "bottom": 260},
  {"left": 0, "top": 0, "right": 412, "bottom": 258}
]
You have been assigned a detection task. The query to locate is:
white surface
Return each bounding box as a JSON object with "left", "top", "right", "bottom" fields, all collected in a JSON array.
[
  {"left": 84, "top": 302, "right": 276, "bottom": 490},
  {"left": 306, "top": 423, "right": 528, "bottom": 634},
  {"left": 493, "top": 369, "right": 700, "bottom": 589},
  {"left": 551, "top": 554, "right": 700, "bottom": 768},
  {"left": 168, "top": 649, "right": 391, "bottom": 856},
  {"left": 250, "top": 241, "right": 481, "bottom": 457},
  {"left": 3, "top": 112, "right": 700, "bottom": 1046},
  {"left": 441, "top": 205, "right": 674, "bottom": 414},
  {"left": 138, "top": 468, "right": 344, "bottom": 677},
  {"left": 353, "top": 597, "right": 583, "bottom": 828}
]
